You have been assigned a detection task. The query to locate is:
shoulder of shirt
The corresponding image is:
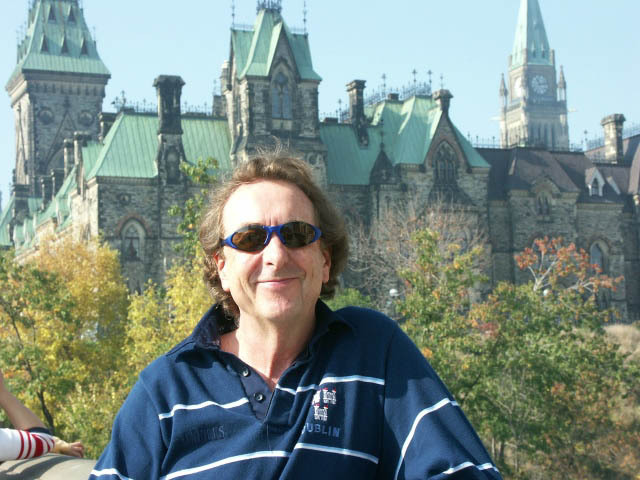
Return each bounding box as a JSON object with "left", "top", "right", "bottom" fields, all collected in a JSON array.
[{"left": 332, "top": 305, "right": 400, "bottom": 341}]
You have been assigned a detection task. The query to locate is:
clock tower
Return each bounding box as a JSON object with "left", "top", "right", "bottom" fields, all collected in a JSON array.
[{"left": 499, "top": 0, "right": 568, "bottom": 150}]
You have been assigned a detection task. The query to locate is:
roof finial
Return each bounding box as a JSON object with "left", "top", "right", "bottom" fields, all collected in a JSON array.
[
  {"left": 257, "top": 0, "right": 282, "bottom": 14},
  {"left": 303, "top": 0, "right": 308, "bottom": 34},
  {"left": 231, "top": 0, "right": 235, "bottom": 26}
]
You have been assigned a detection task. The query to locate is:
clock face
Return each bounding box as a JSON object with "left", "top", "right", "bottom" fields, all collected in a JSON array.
[{"left": 531, "top": 75, "right": 549, "bottom": 95}]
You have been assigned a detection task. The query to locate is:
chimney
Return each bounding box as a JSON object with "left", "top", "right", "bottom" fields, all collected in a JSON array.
[
  {"left": 346, "top": 80, "right": 366, "bottom": 125},
  {"left": 346, "top": 80, "right": 368, "bottom": 145},
  {"left": 220, "top": 60, "right": 231, "bottom": 92},
  {"left": 51, "top": 169, "right": 64, "bottom": 199},
  {"left": 154, "top": 75, "right": 185, "bottom": 135},
  {"left": 601, "top": 114, "right": 626, "bottom": 164},
  {"left": 63, "top": 138, "right": 74, "bottom": 177},
  {"left": 98, "top": 112, "right": 116, "bottom": 142},
  {"left": 11, "top": 180, "right": 30, "bottom": 224},
  {"left": 39, "top": 176, "right": 52, "bottom": 206},
  {"left": 434, "top": 89, "right": 453, "bottom": 115},
  {"left": 73, "top": 132, "right": 89, "bottom": 167}
]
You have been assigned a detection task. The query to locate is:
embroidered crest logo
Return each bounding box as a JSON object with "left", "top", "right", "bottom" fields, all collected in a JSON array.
[{"left": 313, "top": 387, "right": 337, "bottom": 422}]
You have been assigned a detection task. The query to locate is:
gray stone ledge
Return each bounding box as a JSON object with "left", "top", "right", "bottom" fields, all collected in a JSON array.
[{"left": 0, "top": 454, "right": 96, "bottom": 479}]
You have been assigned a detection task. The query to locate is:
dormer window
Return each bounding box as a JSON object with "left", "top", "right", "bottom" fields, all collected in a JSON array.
[
  {"left": 40, "top": 36, "right": 49, "bottom": 53},
  {"left": 80, "top": 39, "right": 89, "bottom": 56},
  {"left": 272, "top": 72, "right": 292, "bottom": 120},
  {"left": 589, "top": 177, "right": 602, "bottom": 197},
  {"left": 67, "top": 7, "right": 76, "bottom": 24},
  {"left": 61, "top": 37, "right": 69, "bottom": 55},
  {"left": 48, "top": 6, "right": 56, "bottom": 23}
]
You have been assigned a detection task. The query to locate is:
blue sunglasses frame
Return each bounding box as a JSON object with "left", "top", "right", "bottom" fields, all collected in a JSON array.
[{"left": 221, "top": 221, "right": 322, "bottom": 252}]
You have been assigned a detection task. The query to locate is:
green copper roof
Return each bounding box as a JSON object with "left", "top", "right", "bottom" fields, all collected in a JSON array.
[
  {"left": 511, "top": 0, "right": 552, "bottom": 69},
  {"left": 0, "top": 196, "right": 14, "bottom": 246},
  {"left": 8, "top": 0, "right": 110, "bottom": 85},
  {"left": 322, "top": 96, "right": 442, "bottom": 185},
  {"left": 231, "top": 9, "right": 321, "bottom": 81},
  {"left": 86, "top": 112, "right": 232, "bottom": 179},
  {"left": 322, "top": 95, "right": 488, "bottom": 185}
]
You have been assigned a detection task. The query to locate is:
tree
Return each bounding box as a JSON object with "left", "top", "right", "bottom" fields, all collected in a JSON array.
[
  {"left": 0, "top": 249, "right": 75, "bottom": 432},
  {"left": 0, "top": 237, "right": 129, "bottom": 452},
  {"left": 398, "top": 234, "right": 640, "bottom": 479},
  {"left": 346, "top": 198, "right": 487, "bottom": 314},
  {"left": 168, "top": 156, "right": 218, "bottom": 258}
]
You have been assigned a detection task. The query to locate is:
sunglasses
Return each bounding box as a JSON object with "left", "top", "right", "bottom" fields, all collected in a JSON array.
[{"left": 220, "top": 221, "right": 322, "bottom": 252}]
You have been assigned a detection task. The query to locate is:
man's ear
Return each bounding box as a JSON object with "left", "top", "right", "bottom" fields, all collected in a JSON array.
[
  {"left": 321, "top": 246, "right": 331, "bottom": 284},
  {"left": 214, "top": 251, "right": 230, "bottom": 292}
]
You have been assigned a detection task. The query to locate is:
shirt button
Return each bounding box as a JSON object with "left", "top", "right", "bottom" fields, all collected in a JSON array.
[
  {"left": 254, "top": 392, "right": 265, "bottom": 403},
  {"left": 241, "top": 367, "right": 250, "bottom": 377}
]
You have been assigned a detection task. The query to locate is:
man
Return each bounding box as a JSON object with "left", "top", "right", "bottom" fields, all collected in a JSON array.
[{"left": 91, "top": 153, "right": 501, "bottom": 479}]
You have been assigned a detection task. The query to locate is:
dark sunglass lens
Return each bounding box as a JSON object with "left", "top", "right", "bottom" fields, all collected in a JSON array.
[
  {"left": 231, "top": 227, "right": 267, "bottom": 251},
  {"left": 281, "top": 222, "right": 316, "bottom": 247}
]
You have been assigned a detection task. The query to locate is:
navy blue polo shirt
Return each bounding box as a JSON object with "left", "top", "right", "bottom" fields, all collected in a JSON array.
[{"left": 90, "top": 301, "right": 501, "bottom": 479}]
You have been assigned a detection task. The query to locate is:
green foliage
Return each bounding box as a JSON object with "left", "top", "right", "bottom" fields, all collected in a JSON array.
[
  {"left": 168, "top": 156, "right": 218, "bottom": 258},
  {"left": 0, "top": 238, "right": 129, "bottom": 455},
  {"left": 398, "top": 232, "right": 640, "bottom": 479},
  {"left": 325, "top": 288, "right": 375, "bottom": 311}
]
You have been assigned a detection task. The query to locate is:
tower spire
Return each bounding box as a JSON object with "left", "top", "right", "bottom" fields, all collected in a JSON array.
[{"left": 511, "top": 0, "right": 552, "bottom": 70}]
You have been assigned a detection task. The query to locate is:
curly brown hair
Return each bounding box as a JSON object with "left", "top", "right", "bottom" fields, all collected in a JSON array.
[{"left": 199, "top": 151, "right": 349, "bottom": 319}]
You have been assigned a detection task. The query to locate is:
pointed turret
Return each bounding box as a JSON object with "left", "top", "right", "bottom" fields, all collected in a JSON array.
[
  {"left": 500, "top": 0, "right": 568, "bottom": 150},
  {"left": 558, "top": 65, "right": 566, "bottom": 102},
  {"left": 8, "top": 0, "right": 110, "bottom": 84},
  {"left": 224, "top": 1, "right": 324, "bottom": 168},
  {"left": 6, "top": 0, "right": 110, "bottom": 195},
  {"left": 510, "top": 0, "right": 553, "bottom": 69},
  {"left": 499, "top": 73, "right": 508, "bottom": 108}
]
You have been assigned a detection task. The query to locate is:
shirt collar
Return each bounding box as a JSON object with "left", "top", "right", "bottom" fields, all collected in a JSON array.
[{"left": 169, "top": 300, "right": 354, "bottom": 358}]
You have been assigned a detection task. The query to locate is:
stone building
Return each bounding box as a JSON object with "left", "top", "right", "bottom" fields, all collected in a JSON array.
[{"left": 1, "top": 0, "right": 639, "bottom": 318}]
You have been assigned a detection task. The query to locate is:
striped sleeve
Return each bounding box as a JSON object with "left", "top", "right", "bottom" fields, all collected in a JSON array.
[
  {"left": 0, "top": 428, "right": 55, "bottom": 461},
  {"left": 377, "top": 328, "right": 502, "bottom": 480}
]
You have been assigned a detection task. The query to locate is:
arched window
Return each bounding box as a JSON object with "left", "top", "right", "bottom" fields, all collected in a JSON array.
[
  {"left": 121, "top": 221, "right": 145, "bottom": 262},
  {"left": 433, "top": 142, "right": 457, "bottom": 186},
  {"left": 536, "top": 193, "right": 551, "bottom": 216},
  {"left": 272, "top": 72, "right": 292, "bottom": 120},
  {"left": 590, "top": 243, "right": 605, "bottom": 273}
]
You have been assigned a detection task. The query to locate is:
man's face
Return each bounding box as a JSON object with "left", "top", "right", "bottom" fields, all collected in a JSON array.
[{"left": 215, "top": 180, "right": 331, "bottom": 325}]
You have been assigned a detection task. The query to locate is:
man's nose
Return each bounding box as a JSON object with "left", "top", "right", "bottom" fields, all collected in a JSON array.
[{"left": 262, "top": 232, "right": 288, "bottom": 264}]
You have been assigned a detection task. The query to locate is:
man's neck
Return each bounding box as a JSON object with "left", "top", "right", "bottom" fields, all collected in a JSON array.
[{"left": 220, "top": 313, "right": 315, "bottom": 390}]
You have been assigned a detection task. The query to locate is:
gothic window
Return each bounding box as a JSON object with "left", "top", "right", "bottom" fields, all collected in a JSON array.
[
  {"left": 590, "top": 243, "right": 606, "bottom": 273},
  {"left": 433, "top": 142, "right": 458, "bottom": 186},
  {"left": 41, "top": 36, "right": 49, "bottom": 53},
  {"left": 121, "top": 221, "right": 145, "bottom": 262},
  {"left": 589, "top": 177, "right": 602, "bottom": 197},
  {"left": 272, "top": 72, "right": 292, "bottom": 120},
  {"left": 67, "top": 7, "right": 76, "bottom": 23},
  {"left": 536, "top": 193, "right": 551, "bottom": 216},
  {"left": 48, "top": 6, "right": 56, "bottom": 22},
  {"left": 80, "top": 39, "right": 89, "bottom": 55}
]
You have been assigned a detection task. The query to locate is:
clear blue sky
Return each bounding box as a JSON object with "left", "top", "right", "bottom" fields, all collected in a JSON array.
[{"left": 2, "top": 0, "right": 639, "bottom": 208}]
